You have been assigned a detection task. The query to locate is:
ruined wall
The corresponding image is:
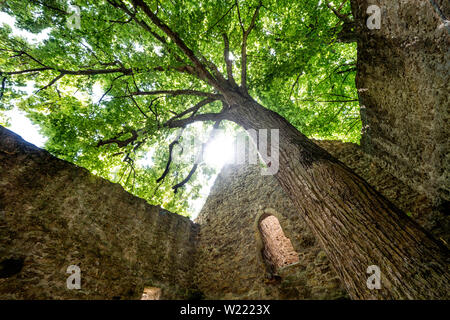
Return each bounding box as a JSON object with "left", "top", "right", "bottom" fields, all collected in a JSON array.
[
  {"left": 194, "top": 163, "right": 348, "bottom": 300},
  {"left": 259, "top": 215, "right": 300, "bottom": 269},
  {"left": 1, "top": 121, "right": 446, "bottom": 300},
  {"left": 352, "top": 0, "right": 449, "bottom": 207},
  {"left": 195, "top": 139, "right": 446, "bottom": 300},
  {"left": 194, "top": 0, "right": 450, "bottom": 300},
  {"left": 0, "top": 126, "right": 198, "bottom": 300},
  {"left": 317, "top": 140, "right": 448, "bottom": 246}
]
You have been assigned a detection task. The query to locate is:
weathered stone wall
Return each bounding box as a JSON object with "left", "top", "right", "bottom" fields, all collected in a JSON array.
[
  {"left": 317, "top": 140, "right": 448, "bottom": 246},
  {"left": 0, "top": 126, "right": 198, "bottom": 300},
  {"left": 352, "top": 0, "right": 449, "bottom": 207},
  {"left": 1, "top": 123, "right": 446, "bottom": 300},
  {"left": 194, "top": 138, "right": 447, "bottom": 300},
  {"left": 194, "top": 163, "right": 348, "bottom": 300},
  {"left": 259, "top": 215, "right": 300, "bottom": 269}
]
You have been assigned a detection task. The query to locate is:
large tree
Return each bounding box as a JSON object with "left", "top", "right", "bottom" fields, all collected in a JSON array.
[{"left": 0, "top": 0, "right": 448, "bottom": 299}]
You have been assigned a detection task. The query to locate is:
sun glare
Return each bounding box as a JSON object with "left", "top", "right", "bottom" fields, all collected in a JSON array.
[
  {"left": 5, "top": 108, "right": 47, "bottom": 147},
  {"left": 203, "top": 132, "right": 235, "bottom": 169}
]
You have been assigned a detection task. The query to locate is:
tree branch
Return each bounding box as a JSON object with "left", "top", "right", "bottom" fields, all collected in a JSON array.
[
  {"left": 327, "top": 2, "right": 353, "bottom": 24},
  {"left": 172, "top": 163, "right": 198, "bottom": 194},
  {"left": 222, "top": 33, "right": 237, "bottom": 86},
  {"left": 205, "top": 3, "right": 237, "bottom": 34},
  {"left": 157, "top": 96, "right": 217, "bottom": 184},
  {"left": 165, "top": 97, "right": 218, "bottom": 125},
  {"left": 148, "top": 97, "right": 162, "bottom": 124},
  {"left": 130, "top": 0, "right": 225, "bottom": 92},
  {"left": 235, "top": 0, "right": 245, "bottom": 32},
  {"left": 301, "top": 99, "right": 358, "bottom": 103},
  {"left": 121, "top": 89, "right": 223, "bottom": 100},
  {"left": 36, "top": 73, "right": 64, "bottom": 92},
  {"left": 128, "top": 92, "right": 149, "bottom": 118},
  {"left": 156, "top": 128, "right": 185, "bottom": 183},
  {"left": 166, "top": 112, "right": 226, "bottom": 129},
  {"left": 107, "top": 0, "right": 194, "bottom": 70},
  {"left": 288, "top": 72, "right": 302, "bottom": 101},
  {"left": 336, "top": 67, "right": 356, "bottom": 74},
  {"left": 97, "top": 130, "right": 141, "bottom": 148},
  {"left": 29, "top": 0, "right": 68, "bottom": 15},
  {"left": 0, "top": 77, "right": 6, "bottom": 100},
  {"left": 97, "top": 74, "right": 125, "bottom": 104},
  {"left": 1, "top": 67, "right": 52, "bottom": 75},
  {"left": 239, "top": 1, "right": 262, "bottom": 94},
  {"left": 172, "top": 119, "right": 222, "bottom": 193},
  {"left": 3, "top": 46, "right": 193, "bottom": 79}
]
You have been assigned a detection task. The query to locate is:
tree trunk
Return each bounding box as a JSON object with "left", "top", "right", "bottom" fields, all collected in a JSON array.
[{"left": 225, "top": 95, "right": 449, "bottom": 299}]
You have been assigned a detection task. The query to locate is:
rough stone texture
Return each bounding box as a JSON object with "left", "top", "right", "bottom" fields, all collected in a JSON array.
[
  {"left": 194, "top": 163, "right": 349, "bottom": 300},
  {"left": 0, "top": 126, "right": 199, "bottom": 300},
  {"left": 316, "top": 140, "right": 449, "bottom": 247},
  {"left": 0, "top": 124, "right": 447, "bottom": 299},
  {"left": 194, "top": 138, "right": 448, "bottom": 299},
  {"left": 352, "top": 0, "right": 449, "bottom": 208}
]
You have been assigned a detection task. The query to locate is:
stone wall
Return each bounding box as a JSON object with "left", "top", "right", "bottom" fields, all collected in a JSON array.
[
  {"left": 1, "top": 123, "right": 446, "bottom": 300},
  {"left": 194, "top": 139, "right": 447, "bottom": 300},
  {"left": 0, "top": 126, "right": 199, "bottom": 300},
  {"left": 194, "top": 163, "right": 348, "bottom": 300},
  {"left": 259, "top": 215, "right": 300, "bottom": 269},
  {"left": 352, "top": 0, "right": 449, "bottom": 206},
  {"left": 316, "top": 140, "right": 448, "bottom": 246}
]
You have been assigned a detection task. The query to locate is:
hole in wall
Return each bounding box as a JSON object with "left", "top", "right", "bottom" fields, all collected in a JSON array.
[
  {"left": 259, "top": 215, "right": 299, "bottom": 271},
  {"left": 141, "top": 287, "right": 162, "bottom": 300},
  {"left": 0, "top": 258, "right": 24, "bottom": 278}
]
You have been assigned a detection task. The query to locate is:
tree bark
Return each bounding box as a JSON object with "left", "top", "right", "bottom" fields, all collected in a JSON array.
[{"left": 224, "top": 95, "right": 449, "bottom": 299}]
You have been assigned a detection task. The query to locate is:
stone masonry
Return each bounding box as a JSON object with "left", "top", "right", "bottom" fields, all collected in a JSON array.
[
  {"left": 0, "top": 125, "right": 446, "bottom": 299},
  {"left": 0, "top": 126, "right": 198, "bottom": 299}
]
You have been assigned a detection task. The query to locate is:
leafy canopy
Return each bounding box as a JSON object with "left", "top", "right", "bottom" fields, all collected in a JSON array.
[{"left": 0, "top": 0, "right": 358, "bottom": 216}]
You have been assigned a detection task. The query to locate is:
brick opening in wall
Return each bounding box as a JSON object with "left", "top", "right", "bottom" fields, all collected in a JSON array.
[
  {"left": 141, "top": 287, "right": 162, "bottom": 300},
  {"left": 259, "top": 215, "right": 299, "bottom": 270}
]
